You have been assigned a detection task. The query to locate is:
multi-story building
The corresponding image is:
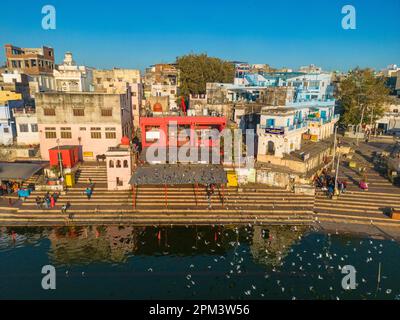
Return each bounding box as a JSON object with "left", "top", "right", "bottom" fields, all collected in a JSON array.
[
  {"left": 53, "top": 52, "right": 93, "bottom": 92},
  {"left": 257, "top": 106, "right": 309, "bottom": 159},
  {"left": 4, "top": 44, "right": 55, "bottom": 93},
  {"left": 93, "top": 68, "right": 142, "bottom": 127},
  {"left": 144, "top": 63, "right": 179, "bottom": 110},
  {"left": 35, "top": 91, "right": 132, "bottom": 160},
  {"left": 0, "top": 99, "right": 24, "bottom": 145},
  {"left": 0, "top": 71, "right": 32, "bottom": 104},
  {"left": 257, "top": 104, "right": 338, "bottom": 159},
  {"left": 13, "top": 107, "right": 40, "bottom": 145}
]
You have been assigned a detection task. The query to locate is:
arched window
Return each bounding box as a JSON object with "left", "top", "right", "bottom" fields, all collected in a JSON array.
[
  {"left": 116, "top": 160, "right": 121, "bottom": 168},
  {"left": 123, "top": 160, "right": 128, "bottom": 168},
  {"left": 109, "top": 160, "right": 114, "bottom": 168}
]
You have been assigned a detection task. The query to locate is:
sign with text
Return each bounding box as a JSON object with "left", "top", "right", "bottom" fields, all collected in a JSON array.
[{"left": 265, "top": 127, "right": 284, "bottom": 135}]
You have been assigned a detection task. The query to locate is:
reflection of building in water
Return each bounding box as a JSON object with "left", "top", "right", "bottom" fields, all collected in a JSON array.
[
  {"left": 47, "top": 226, "right": 143, "bottom": 265},
  {"left": 250, "top": 225, "right": 308, "bottom": 266},
  {"left": 0, "top": 227, "right": 48, "bottom": 250}
]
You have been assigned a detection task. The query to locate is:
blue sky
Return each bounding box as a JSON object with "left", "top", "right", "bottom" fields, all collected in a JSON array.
[{"left": 0, "top": 0, "right": 399, "bottom": 71}]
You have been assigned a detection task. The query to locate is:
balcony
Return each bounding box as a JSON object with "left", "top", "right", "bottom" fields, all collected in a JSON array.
[
  {"left": 13, "top": 107, "right": 36, "bottom": 115},
  {"left": 259, "top": 122, "right": 307, "bottom": 135}
]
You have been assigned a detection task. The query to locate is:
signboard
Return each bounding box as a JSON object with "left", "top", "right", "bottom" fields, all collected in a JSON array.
[
  {"left": 227, "top": 171, "right": 238, "bottom": 187},
  {"left": 265, "top": 127, "right": 284, "bottom": 135},
  {"left": 83, "top": 151, "right": 94, "bottom": 158},
  {"left": 146, "top": 131, "right": 161, "bottom": 140}
]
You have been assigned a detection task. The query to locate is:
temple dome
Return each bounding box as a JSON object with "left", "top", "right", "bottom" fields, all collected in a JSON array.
[
  {"left": 153, "top": 102, "right": 163, "bottom": 112},
  {"left": 121, "top": 136, "right": 130, "bottom": 145}
]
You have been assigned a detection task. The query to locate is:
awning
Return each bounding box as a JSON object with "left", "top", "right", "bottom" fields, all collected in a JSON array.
[
  {"left": 129, "top": 164, "right": 228, "bottom": 185},
  {"left": 0, "top": 162, "right": 44, "bottom": 182}
]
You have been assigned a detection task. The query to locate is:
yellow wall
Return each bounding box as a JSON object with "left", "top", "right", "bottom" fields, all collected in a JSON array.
[{"left": 0, "top": 91, "right": 22, "bottom": 103}]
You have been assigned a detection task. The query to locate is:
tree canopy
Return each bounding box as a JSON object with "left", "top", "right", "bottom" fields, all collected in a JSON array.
[
  {"left": 338, "top": 68, "right": 390, "bottom": 126},
  {"left": 176, "top": 54, "right": 235, "bottom": 98}
]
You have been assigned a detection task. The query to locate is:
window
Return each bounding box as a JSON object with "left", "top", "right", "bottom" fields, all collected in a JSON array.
[
  {"left": 19, "top": 124, "right": 29, "bottom": 132},
  {"left": 116, "top": 177, "right": 123, "bottom": 186},
  {"left": 45, "top": 131, "right": 57, "bottom": 139},
  {"left": 91, "top": 132, "right": 102, "bottom": 139},
  {"left": 109, "top": 160, "right": 114, "bottom": 168},
  {"left": 105, "top": 132, "right": 116, "bottom": 139},
  {"left": 101, "top": 109, "right": 112, "bottom": 117},
  {"left": 79, "top": 127, "right": 86, "bottom": 131},
  {"left": 60, "top": 128, "right": 72, "bottom": 139},
  {"left": 31, "top": 59, "right": 37, "bottom": 67},
  {"left": 73, "top": 108, "right": 85, "bottom": 116},
  {"left": 393, "top": 109, "right": 399, "bottom": 113},
  {"left": 4, "top": 127, "right": 9, "bottom": 133},
  {"left": 123, "top": 160, "right": 128, "bottom": 168},
  {"left": 31, "top": 124, "right": 38, "bottom": 132},
  {"left": 44, "top": 108, "right": 56, "bottom": 116},
  {"left": 116, "top": 160, "right": 121, "bottom": 168}
]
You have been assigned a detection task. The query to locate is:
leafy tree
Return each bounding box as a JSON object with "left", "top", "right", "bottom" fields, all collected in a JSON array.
[
  {"left": 176, "top": 53, "right": 234, "bottom": 98},
  {"left": 338, "top": 68, "right": 390, "bottom": 127}
]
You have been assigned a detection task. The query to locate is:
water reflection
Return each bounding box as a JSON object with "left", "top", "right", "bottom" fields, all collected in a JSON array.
[
  {"left": 1, "top": 225, "right": 310, "bottom": 266},
  {"left": 250, "top": 226, "right": 308, "bottom": 267},
  {"left": 1, "top": 225, "right": 400, "bottom": 299}
]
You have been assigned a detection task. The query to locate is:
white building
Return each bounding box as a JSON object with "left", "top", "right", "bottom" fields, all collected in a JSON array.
[
  {"left": 376, "top": 97, "right": 400, "bottom": 133},
  {"left": 286, "top": 73, "right": 334, "bottom": 102},
  {"left": 257, "top": 104, "right": 338, "bottom": 159},
  {"left": 13, "top": 107, "right": 39, "bottom": 145},
  {"left": 54, "top": 52, "right": 93, "bottom": 92},
  {"left": 257, "top": 106, "right": 309, "bottom": 158},
  {"left": 0, "top": 100, "right": 24, "bottom": 145}
]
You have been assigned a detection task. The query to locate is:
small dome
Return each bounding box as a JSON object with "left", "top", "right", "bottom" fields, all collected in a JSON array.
[
  {"left": 121, "top": 136, "right": 130, "bottom": 145},
  {"left": 153, "top": 102, "right": 163, "bottom": 112}
]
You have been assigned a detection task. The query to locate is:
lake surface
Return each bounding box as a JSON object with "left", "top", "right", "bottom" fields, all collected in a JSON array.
[{"left": 0, "top": 225, "right": 399, "bottom": 300}]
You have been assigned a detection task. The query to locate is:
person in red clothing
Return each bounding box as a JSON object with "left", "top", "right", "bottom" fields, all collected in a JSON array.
[{"left": 50, "top": 195, "right": 55, "bottom": 208}]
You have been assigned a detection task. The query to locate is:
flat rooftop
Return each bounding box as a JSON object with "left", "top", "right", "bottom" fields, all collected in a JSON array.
[{"left": 129, "top": 164, "right": 227, "bottom": 185}]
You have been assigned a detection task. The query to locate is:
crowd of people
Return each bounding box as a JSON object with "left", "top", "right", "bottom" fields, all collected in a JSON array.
[
  {"left": 35, "top": 191, "right": 60, "bottom": 209},
  {"left": 0, "top": 181, "right": 20, "bottom": 196},
  {"left": 313, "top": 169, "right": 347, "bottom": 199}
]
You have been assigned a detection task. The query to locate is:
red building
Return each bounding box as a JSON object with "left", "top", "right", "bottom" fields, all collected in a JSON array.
[
  {"left": 140, "top": 116, "right": 227, "bottom": 148},
  {"left": 49, "top": 145, "right": 80, "bottom": 168}
]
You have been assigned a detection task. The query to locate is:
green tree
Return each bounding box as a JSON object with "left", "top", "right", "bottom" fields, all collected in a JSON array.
[
  {"left": 176, "top": 53, "right": 235, "bottom": 98},
  {"left": 338, "top": 68, "right": 390, "bottom": 127}
]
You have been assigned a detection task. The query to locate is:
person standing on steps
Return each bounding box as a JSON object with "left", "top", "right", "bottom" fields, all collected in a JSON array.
[
  {"left": 85, "top": 187, "right": 93, "bottom": 200},
  {"left": 88, "top": 178, "right": 95, "bottom": 191},
  {"left": 61, "top": 201, "right": 71, "bottom": 215},
  {"left": 50, "top": 194, "right": 55, "bottom": 208}
]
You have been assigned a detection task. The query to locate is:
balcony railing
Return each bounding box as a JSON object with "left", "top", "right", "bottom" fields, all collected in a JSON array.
[{"left": 260, "top": 122, "right": 307, "bottom": 135}]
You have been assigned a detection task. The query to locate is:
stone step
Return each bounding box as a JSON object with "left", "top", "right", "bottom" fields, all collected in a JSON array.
[
  {"left": 316, "top": 199, "right": 400, "bottom": 206},
  {"left": 315, "top": 206, "right": 385, "bottom": 214}
]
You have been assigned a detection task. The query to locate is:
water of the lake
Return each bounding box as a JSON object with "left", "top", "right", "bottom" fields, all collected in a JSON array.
[{"left": 0, "top": 225, "right": 399, "bottom": 299}]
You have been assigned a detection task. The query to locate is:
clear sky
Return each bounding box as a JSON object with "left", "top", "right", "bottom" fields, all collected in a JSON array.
[{"left": 0, "top": 0, "right": 399, "bottom": 72}]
